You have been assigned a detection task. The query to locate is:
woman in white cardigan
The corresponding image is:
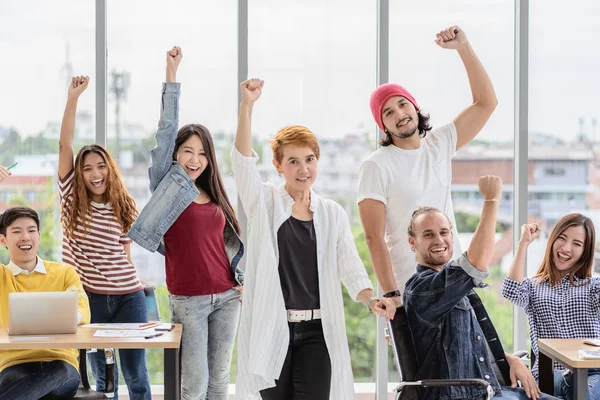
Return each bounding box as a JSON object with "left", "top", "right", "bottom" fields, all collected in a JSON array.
[{"left": 232, "top": 78, "right": 396, "bottom": 400}]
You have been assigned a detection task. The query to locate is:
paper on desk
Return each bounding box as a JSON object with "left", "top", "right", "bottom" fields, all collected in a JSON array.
[
  {"left": 82, "top": 322, "right": 159, "bottom": 330},
  {"left": 93, "top": 330, "right": 154, "bottom": 338}
]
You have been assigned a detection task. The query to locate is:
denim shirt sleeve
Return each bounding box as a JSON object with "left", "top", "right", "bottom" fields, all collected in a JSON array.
[
  {"left": 406, "top": 253, "right": 489, "bottom": 325},
  {"left": 148, "top": 82, "right": 180, "bottom": 193}
]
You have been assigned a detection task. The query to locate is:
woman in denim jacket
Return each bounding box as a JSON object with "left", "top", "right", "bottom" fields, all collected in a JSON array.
[{"left": 128, "top": 47, "right": 244, "bottom": 400}]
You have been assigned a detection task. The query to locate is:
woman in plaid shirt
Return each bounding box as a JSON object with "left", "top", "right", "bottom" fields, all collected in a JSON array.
[{"left": 502, "top": 213, "right": 600, "bottom": 399}]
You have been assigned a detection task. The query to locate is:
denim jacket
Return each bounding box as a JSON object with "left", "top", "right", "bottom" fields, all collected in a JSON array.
[
  {"left": 403, "top": 253, "right": 500, "bottom": 400},
  {"left": 127, "top": 82, "right": 244, "bottom": 285}
]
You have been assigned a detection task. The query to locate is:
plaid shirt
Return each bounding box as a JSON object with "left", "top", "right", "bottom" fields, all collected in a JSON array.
[{"left": 502, "top": 275, "right": 600, "bottom": 380}]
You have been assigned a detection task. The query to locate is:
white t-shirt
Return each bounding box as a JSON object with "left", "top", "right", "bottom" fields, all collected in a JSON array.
[{"left": 357, "top": 122, "right": 462, "bottom": 291}]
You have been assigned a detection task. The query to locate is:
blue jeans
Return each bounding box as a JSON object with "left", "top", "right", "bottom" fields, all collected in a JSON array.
[
  {"left": 554, "top": 369, "right": 600, "bottom": 399},
  {"left": 170, "top": 287, "right": 241, "bottom": 400},
  {"left": 87, "top": 290, "right": 152, "bottom": 400},
  {"left": 497, "top": 386, "right": 559, "bottom": 399},
  {"left": 0, "top": 360, "right": 79, "bottom": 400}
]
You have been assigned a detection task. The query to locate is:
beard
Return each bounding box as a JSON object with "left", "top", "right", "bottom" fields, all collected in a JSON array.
[
  {"left": 389, "top": 124, "right": 418, "bottom": 139},
  {"left": 417, "top": 248, "right": 452, "bottom": 268}
]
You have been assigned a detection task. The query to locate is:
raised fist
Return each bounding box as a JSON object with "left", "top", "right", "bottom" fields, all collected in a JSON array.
[
  {"left": 166, "top": 46, "right": 183, "bottom": 71},
  {"left": 520, "top": 223, "right": 541, "bottom": 244},
  {"left": 477, "top": 175, "right": 502, "bottom": 201},
  {"left": 68, "top": 76, "right": 89, "bottom": 99},
  {"left": 240, "top": 78, "right": 264, "bottom": 104},
  {"left": 435, "top": 25, "right": 468, "bottom": 50}
]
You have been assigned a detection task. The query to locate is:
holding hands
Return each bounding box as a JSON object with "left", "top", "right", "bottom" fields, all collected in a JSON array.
[
  {"left": 166, "top": 46, "right": 183, "bottom": 83},
  {"left": 240, "top": 78, "right": 264, "bottom": 105},
  {"left": 435, "top": 25, "right": 469, "bottom": 50},
  {"left": 67, "top": 76, "right": 89, "bottom": 100},
  {"left": 370, "top": 297, "right": 396, "bottom": 321},
  {"left": 478, "top": 175, "right": 503, "bottom": 201}
]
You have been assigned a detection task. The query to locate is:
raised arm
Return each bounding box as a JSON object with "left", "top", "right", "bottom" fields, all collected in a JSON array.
[
  {"left": 148, "top": 46, "right": 182, "bottom": 190},
  {"left": 507, "top": 224, "right": 540, "bottom": 282},
  {"left": 466, "top": 175, "right": 502, "bottom": 271},
  {"left": 0, "top": 165, "right": 11, "bottom": 182},
  {"left": 58, "top": 76, "right": 89, "bottom": 179},
  {"left": 435, "top": 26, "right": 498, "bottom": 151},
  {"left": 235, "top": 78, "right": 263, "bottom": 157}
]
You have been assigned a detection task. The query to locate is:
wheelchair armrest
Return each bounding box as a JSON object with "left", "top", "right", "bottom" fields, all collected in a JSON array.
[
  {"left": 421, "top": 378, "right": 491, "bottom": 388},
  {"left": 512, "top": 350, "right": 529, "bottom": 359},
  {"left": 397, "top": 379, "right": 495, "bottom": 400}
]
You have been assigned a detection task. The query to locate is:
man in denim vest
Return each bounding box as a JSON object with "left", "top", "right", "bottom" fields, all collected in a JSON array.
[{"left": 403, "top": 175, "right": 558, "bottom": 400}]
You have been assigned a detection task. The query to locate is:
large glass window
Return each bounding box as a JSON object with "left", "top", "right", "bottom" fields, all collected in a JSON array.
[
  {"left": 248, "top": 0, "right": 377, "bottom": 383},
  {"left": 529, "top": 1, "right": 600, "bottom": 273},
  {"left": 107, "top": 0, "right": 237, "bottom": 383},
  {"left": 389, "top": 0, "right": 516, "bottom": 381},
  {"left": 0, "top": 1, "right": 95, "bottom": 263}
]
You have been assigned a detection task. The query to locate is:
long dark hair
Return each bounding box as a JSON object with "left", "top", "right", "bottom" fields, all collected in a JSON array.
[
  {"left": 534, "top": 213, "right": 595, "bottom": 286},
  {"left": 63, "top": 144, "right": 137, "bottom": 237},
  {"left": 173, "top": 124, "right": 241, "bottom": 235},
  {"left": 380, "top": 110, "right": 433, "bottom": 146}
]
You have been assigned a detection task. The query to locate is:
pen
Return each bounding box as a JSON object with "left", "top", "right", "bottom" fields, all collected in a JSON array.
[
  {"left": 144, "top": 333, "right": 164, "bottom": 340},
  {"left": 139, "top": 322, "right": 157, "bottom": 328},
  {"left": 7, "top": 162, "right": 18, "bottom": 171}
]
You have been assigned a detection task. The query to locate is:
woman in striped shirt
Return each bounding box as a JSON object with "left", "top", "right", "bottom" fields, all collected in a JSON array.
[
  {"left": 58, "top": 76, "right": 152, "bottom": 399},
  {"left": 232, "top": 78, "right": 396, "bottom": 400},
  {"left": 502, "top": 214, "right": 600, "bottom": 399}
]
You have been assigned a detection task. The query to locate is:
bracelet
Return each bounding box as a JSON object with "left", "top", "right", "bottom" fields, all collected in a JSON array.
[
  {"left": 484, "top": 199, "right": 498, "bottom": 202},
  {"left": 383, "top": 290, "right": 402, "bottom": 298},
  {"left": 366, "top": 296, "right": 379, "bottom": 313}
]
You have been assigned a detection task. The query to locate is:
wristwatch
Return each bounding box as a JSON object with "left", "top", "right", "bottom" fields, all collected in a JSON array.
[
  {"left": 383, "top": 290, "right": 402, "bottom": 298},
  {"left": 366, "top": 296, "right": 379, "bottom": 313}
]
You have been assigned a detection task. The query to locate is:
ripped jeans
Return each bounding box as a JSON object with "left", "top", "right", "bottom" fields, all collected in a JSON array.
[
  {"left": 554, "top": 369, "right": 600, "bottom": 400},
  {"left": 170, "top": 288, "right": 241, "bottom": 400}
]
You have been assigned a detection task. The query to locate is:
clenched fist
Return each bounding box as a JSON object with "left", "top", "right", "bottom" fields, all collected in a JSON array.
[
  {"left": 68, "top": 76, "right": 89, "bottom": 99},
  {"left": 240, "top": 78, "right": 264, "bottom": 105},
  {"left": 478, "top": 175, "right": 502, "bottom": 201},
  {"left": 520, "top": 223, "right": 541, "bottom": 245},
  {"left": 435, "top": 25, "right": 469, "bottom": 50},
  {"left": 166, "top": 46, "right": 183, "bottom": 82}
]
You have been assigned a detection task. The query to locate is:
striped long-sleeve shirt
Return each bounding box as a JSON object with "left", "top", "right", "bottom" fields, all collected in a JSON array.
[
  {"left": 231, "top": 146, "right": 373, "bottom": 399},
  {"left": 58, "top": 169, "right": 143, "bottom": 295}
]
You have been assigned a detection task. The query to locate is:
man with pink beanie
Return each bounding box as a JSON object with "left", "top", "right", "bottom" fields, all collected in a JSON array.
[{"left": 357, "top": 26, "right": 498, "bottom": 307}]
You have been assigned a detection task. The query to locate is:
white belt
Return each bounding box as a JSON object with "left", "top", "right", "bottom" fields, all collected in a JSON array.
[{"left": 287, "top": 309, "right": 321, "bottom": 322}]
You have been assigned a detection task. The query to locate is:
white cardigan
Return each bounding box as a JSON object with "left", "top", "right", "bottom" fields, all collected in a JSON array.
[{"left": 231, "top": 147, "right": 373, "bottom": 399}]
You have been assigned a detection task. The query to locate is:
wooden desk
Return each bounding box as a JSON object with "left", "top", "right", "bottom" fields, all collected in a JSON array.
[
  {"left": 0, "top": 324, "right": 182, "bottom": 400},
  {"left": 538, "top": 338, "right": 600, "bottom": 400}
]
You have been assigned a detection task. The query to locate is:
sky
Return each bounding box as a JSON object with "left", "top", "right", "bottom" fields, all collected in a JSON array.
[{"left": 1, "top": 0, "right": 600, "bottom": 143}]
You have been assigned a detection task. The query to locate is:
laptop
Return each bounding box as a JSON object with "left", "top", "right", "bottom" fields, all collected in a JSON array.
[{"left": 8, "top": 292, "right": 78, "bottom": 335}]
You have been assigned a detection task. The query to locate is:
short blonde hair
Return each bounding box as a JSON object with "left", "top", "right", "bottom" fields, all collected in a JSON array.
[{"left": 271, "top": 125, "right": 320, "bottom": 164}]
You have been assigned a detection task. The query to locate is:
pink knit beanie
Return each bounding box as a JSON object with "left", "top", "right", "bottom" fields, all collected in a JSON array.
[{"left": 369, "top": 83, "right": 419, "bottom": 132}]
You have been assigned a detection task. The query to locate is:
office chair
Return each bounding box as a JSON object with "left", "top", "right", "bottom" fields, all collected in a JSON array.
[{"left": 386, "top": 306, "right": 495, "bottom": 400}]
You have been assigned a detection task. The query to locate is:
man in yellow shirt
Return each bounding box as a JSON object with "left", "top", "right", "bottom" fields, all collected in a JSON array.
[{"left": 0, "top": 205, "right": 91, "bottom": 400}]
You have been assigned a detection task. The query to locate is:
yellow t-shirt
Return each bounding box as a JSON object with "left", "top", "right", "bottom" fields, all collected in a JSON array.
[{"left": 0, "top": 259, "right": 91, "bottom": 372}]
